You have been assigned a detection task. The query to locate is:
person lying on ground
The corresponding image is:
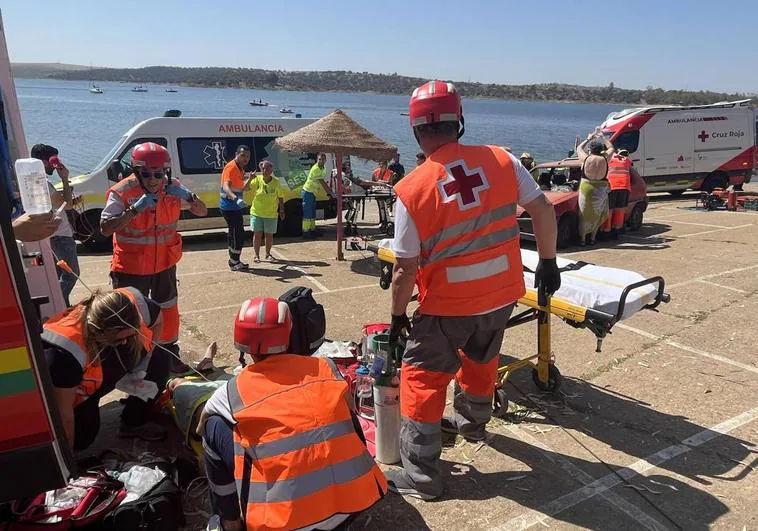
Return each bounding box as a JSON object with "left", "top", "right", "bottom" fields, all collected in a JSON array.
[{"left": 198, "top": 297, "right": 387, "bottom": 531}]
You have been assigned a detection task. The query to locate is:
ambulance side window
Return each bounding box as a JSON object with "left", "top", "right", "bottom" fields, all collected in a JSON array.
[
  {"left": 612, "top": 131, "right": 640, "bottom": 154},
  {"left": 109, "top": 138, "right": 167, "bottom": 182},
  {"left": 177, "top": 137, "right": 259, "bottom": 175}
]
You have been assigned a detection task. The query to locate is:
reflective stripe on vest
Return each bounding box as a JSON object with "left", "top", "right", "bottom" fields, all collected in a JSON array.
[
  {"left": 229, "top": 355, "right": 386, "bottom": 528},
  {"left": 394, "top": 143, "right": 525, "bottom": 316},
  {"left": 421, "top": 203, "right": 517, "bottom": 256},
  {"left": 237, "top": 451, "right": 376, "bottom": 504},
  {"left": 424, "top": 224, "right": 519, "bottom": 265}
]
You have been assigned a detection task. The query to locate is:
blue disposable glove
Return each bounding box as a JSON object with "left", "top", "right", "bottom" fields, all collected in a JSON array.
[
  {"left": 133, "top": 193, "right": 158, "bottom": 213},
  {"left": 236, "top": 198, "right": 249, "bottom": 209},
  {"left": 166, "top": 184, "right": 193, "bottom": 201}
]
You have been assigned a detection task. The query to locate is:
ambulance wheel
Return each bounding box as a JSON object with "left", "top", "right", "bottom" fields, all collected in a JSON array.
[
  {"left": 701, "top": 172, "right": 728, "bottom": 193},
  {"left": 556, "top": 214, "right": 577, "bottom": 249},
  {"left": 628, "top": 204, "right": 644, "bottom": 232},
  {"left": 493, "top": 387, "right": 509, "bottom": 413},
  {"left": 532, "top": 364, "right": 562, "bottom": 393}
]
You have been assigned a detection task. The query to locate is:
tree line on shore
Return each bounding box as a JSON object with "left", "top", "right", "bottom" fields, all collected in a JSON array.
[{"left": 45, "top": 66, "right": 752, "bottom": 106}]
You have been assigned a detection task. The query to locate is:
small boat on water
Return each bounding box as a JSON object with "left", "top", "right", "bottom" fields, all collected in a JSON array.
[
  {"left": 89, "top": 85, "right": 103, "bottom": 94},
  {"left": 165, "top": 88, "right": 178, "bottom": 93},
  {"left": 249, "top": 100, "right": 269, "bottom": 107},
  {"left": 279, "top": 107, "right": 294, "bottom": 114},
  {"left": 132, "top": 85, "right": 148, "bottom": 93}
]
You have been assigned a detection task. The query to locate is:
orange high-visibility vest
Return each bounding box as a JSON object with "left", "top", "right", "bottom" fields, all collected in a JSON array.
[
  {"left": 41, "top": 287, "right": 154, "bottom": 407},
  {"left": 228, "top": 354, "right": 387, "bottom": 530},
  {"left": 372, "top": 168, "right": 393, "bottom": 183},
  {"left": 394, "top": 143, "right": 525, "bottom": 316},
  {"left": 106, "top": 175, "right": 183, "bottom": 275},
  {"left": 608, "top": 155, "right": 632, "bottom": 191}
]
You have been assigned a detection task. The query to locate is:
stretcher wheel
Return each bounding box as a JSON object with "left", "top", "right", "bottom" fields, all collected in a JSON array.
[{"left": 532, "top": 364, "right": 562, "bottom": 393}]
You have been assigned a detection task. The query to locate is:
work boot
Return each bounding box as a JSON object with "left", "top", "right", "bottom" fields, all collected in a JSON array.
[
  {"left": 228, "top": 259, "right": 248, "bottom": 272},
  {"left": 385, "top": 469, "right": 439, "bottom": 501},
  {"left": 118, "top": 421, "right": 167, "bottom": 441},
  {"left": 440, "top": 417, "right": 486, "bottom": 443}
]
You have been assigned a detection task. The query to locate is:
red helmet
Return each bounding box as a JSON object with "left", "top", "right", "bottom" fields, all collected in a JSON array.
[
  {"left": 234, "top": 297, "right": 292, "bottom": 356},
  {"left": 409, "top": 80, "right": 463, "bottom": 133},
  {"left": 131, "top": 142, "right": 171, "bottom": 171}
]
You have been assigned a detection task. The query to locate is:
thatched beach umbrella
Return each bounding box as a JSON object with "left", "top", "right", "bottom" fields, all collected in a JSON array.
[{"left": 275, "top": 109, "right": 398, "bottom": 260}]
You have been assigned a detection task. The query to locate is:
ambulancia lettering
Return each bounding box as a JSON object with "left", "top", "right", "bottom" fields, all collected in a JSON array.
[{"left": 218, "top": 124, "right": 285, "bottom": 133}]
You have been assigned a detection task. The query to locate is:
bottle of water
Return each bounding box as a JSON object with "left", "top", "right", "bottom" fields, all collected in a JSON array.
[{"left": 15, "top": 158, "right": 52, "bottom": 214}]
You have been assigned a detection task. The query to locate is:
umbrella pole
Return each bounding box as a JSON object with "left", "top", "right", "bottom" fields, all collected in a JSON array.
[{"left": 335, "top": 153, "right": 344, "bottom": 261}]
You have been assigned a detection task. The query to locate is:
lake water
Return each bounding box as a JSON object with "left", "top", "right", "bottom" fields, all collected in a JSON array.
[{"left": 15, "top": 79, "right": 621, "bottom": 176}]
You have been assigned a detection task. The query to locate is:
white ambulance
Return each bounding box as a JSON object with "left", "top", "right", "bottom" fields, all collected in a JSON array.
[
  {"left": 599, "top": 99, "right": 756, "bottom": 194},
  {"left": 65, "top": 113, "right": 336, "bottom": 248}
]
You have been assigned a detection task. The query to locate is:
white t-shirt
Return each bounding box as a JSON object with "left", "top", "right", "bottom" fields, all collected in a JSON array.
[
  {"left": 100, "top": 192, "right": 126, "bottom": 221},
  {"left": 393, "top": 151, "right": 543, "bottom": 259},
  {"left": 47, "top": 181, "right": 73, "bottom": 238}
]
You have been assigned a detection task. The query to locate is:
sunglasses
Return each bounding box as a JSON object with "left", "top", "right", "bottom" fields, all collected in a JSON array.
[{"left": 139, "top": 169, "right": 167, "bottom": 180}]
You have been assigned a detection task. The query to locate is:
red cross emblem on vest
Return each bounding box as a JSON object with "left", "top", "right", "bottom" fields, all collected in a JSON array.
[{"left": 438, "top": 160, "right": 490, "bottom": 211}]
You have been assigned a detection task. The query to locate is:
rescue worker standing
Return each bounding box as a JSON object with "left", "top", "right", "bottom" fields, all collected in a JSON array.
[
  {"left": 599, "top": 148, "right": 634, "bottom": 240},
  {"left": 200, "top": 297, "right": 387, "bottom": 531},
  {"left": 100, "top": 142, "right": 207, "bottom": 375},
  {"left": 387, "top": 81, "right": 562, "bottom": 500},
  {"left": 221, "top": 145, "right": 256, "bottom": 270},
  {"left": 301, "top": 153, "right": 333, "bottom": 239}
]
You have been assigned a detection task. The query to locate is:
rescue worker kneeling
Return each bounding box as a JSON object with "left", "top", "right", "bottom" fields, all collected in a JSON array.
[
  {"left": 42, "top": 288, "right": 165, "bottom": 451},
  {"left": 200, "top": 297, "right": 387, "bottom": 531}
]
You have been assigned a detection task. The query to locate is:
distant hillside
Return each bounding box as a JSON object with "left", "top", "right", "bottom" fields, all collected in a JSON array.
[
  {"left": 12, "top": 62, "right": 91, "bottom": 78},
  {"left": 13, "top": 63, "right": 753, "bottom": 106}
]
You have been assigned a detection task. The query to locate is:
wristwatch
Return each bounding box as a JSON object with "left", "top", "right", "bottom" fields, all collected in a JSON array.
[{"left": 188, "top": 192, "right": 199, "bottom": 203}]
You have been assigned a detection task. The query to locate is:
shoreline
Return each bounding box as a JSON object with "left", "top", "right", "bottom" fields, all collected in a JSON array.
[{"left": 12, "top": 76, "right": 650, "bottom": 107}]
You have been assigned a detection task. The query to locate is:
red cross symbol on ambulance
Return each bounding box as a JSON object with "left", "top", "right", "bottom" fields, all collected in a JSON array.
[
  {"left": 697, "top": 130, "right": 709, "bottom": 142},
  {"left": 439, "top": 161, "right": 490, "bottom": 211}
]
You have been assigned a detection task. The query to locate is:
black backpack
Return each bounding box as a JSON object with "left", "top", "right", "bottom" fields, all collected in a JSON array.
[
  {"left": 100, "top": 460, "right": 184, "bottom": 531},
  {"left": 279, "top": 286, "right": 326, "bottom": 355}
]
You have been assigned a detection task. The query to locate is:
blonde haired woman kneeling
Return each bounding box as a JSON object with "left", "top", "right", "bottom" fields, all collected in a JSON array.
[{"left": 42, "top": 288, "right": 167, "bottom": 451}]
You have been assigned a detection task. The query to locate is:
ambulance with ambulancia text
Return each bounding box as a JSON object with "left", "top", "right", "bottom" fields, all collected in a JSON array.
[
  {"left": 599, "top": 99, "right": 756, "bottom": 194},
  {"left": 65, "top": 113, "right": 336, "bottom": 249}
]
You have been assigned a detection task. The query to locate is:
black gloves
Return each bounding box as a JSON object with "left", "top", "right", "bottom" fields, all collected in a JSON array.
[
  {"left": 534, "top": 258, "right": 561, "bottom": 306},
  {"left": 389, "top": 313, "right": 411, "bottom": 345}
]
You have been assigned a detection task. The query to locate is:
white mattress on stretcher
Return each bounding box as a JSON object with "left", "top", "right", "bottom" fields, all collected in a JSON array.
[{"left": 378, "top": 239, "right": 659, "bottom": 321}]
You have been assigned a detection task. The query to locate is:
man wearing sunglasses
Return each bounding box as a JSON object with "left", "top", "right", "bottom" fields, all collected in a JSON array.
[{"left": 101, "top": 143, "right": 207, "bottom": 390}]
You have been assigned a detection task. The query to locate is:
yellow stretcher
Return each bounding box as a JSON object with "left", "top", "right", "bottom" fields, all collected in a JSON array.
[{"left": 368, "top": 243, "right": 670, "bottom": 408}]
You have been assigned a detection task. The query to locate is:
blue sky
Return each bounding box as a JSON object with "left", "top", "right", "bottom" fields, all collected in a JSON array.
[{"left": 3, "top": 0, "right": 756, "bottom": 93}]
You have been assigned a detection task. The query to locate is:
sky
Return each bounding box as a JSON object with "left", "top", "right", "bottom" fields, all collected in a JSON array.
[{"left": 3, "top": 0, "right": 757, "bottom": 94}]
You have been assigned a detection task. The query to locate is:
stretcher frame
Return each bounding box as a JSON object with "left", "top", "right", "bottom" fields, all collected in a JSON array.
[
  {"left": 368, "top": 244, "right": 670, "bottom": 406},
  {"left": 342, "top": 190, "right": 395, "bottom": 237}
]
